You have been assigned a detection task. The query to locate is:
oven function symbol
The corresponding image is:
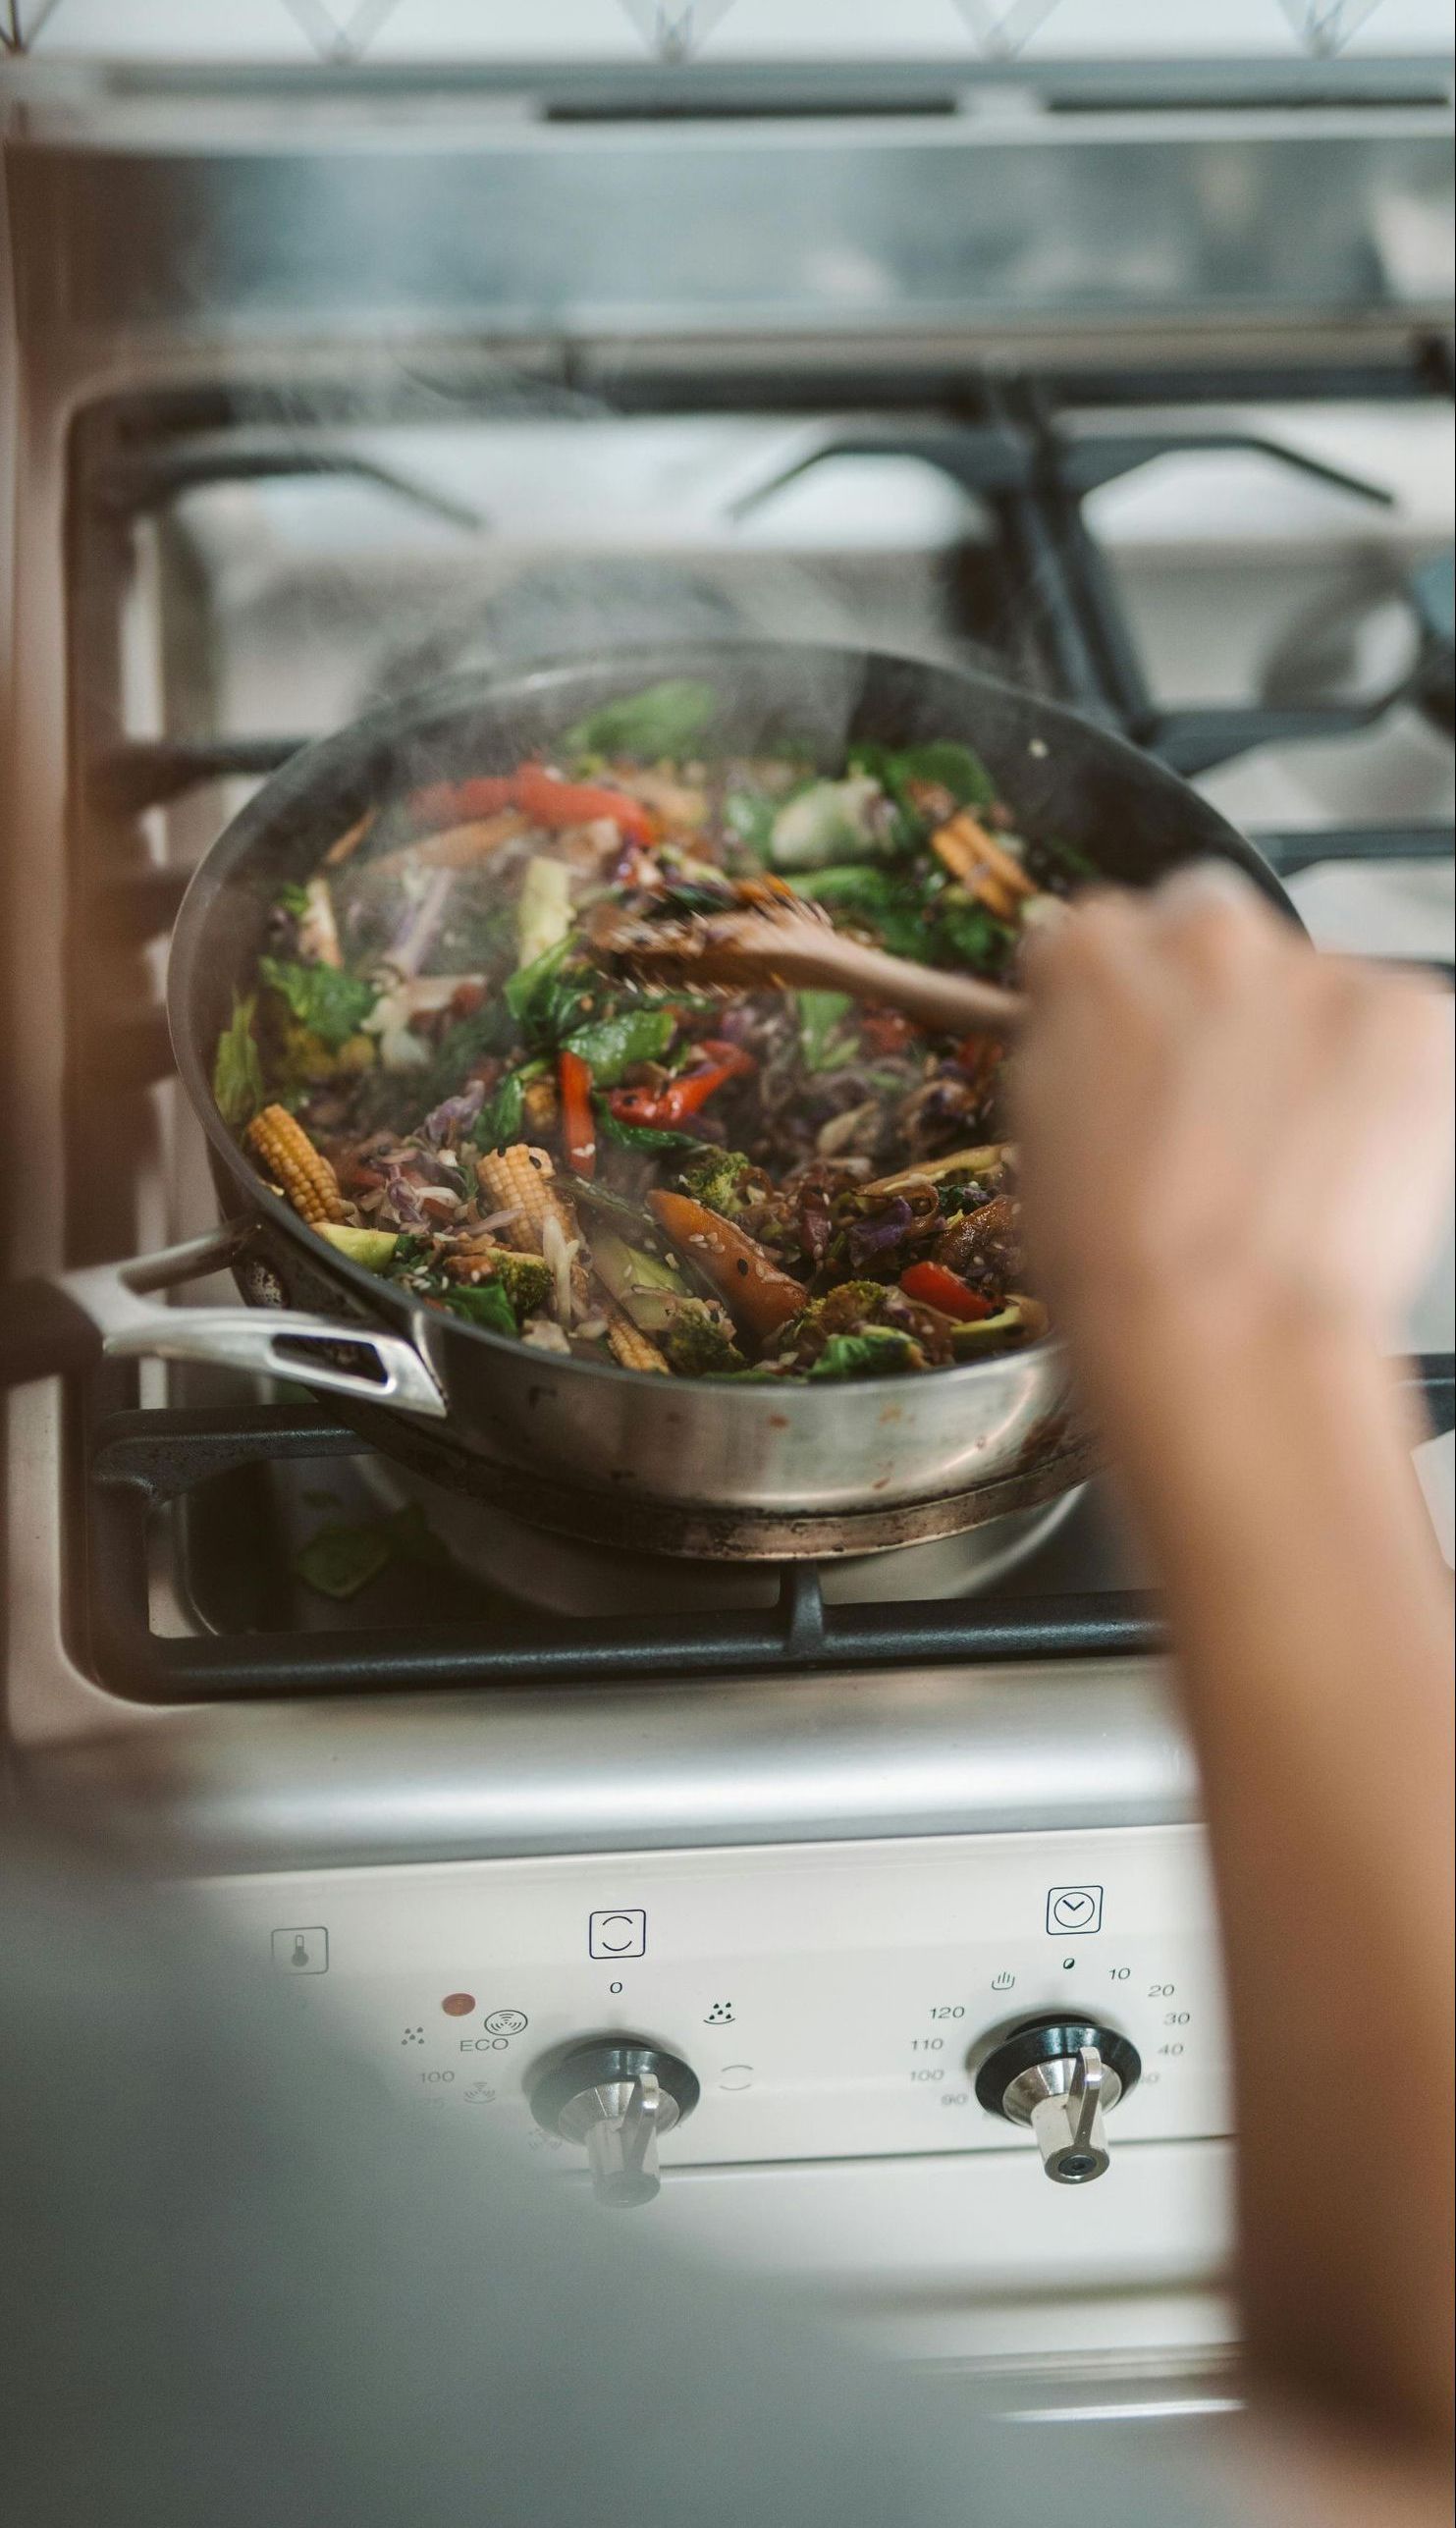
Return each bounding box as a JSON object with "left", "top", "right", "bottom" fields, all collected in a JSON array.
[
  {"left": 484, "top": 2010, "right": 529, "bottom": 2037},
  {"left": 401, "top": 2025, "right": 425, "bottom": 2046},
  {"left": 992, "top": 1970, "right": 1016, "bottom": 1992},
  {"left": 1047, "top": 1886, "right": 1103, "bottom": 1936},
  {"left": 464, "top": 2084, "right": 497, "bottom": 2105},
  {"left": 703, "top": 2001, "right": 734, "bottom": 2024},
  {"left": 589, "top": 1909, "right": 647, "bottom": 1960},
  {"left": 271, "top": 1927, "right": 328, "bottom": 1973},
  {"left": 718, "top": 2066, "right": 754, "bottom": 2092}
]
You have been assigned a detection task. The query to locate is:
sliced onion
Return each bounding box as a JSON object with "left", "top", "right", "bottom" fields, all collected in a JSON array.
[{"left": 541, "top": 1210, "right": 580, "bottom": 1326}]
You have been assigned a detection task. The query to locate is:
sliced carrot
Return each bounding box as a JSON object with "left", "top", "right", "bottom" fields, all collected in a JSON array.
[{"left": 647, "top": 1191, "right": 804, "bottom": 1340}]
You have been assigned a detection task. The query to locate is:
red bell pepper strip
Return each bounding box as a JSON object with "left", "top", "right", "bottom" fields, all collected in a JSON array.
[
  {"left": 409, "top": 765, "right": 656, "bottom": 845},
  {"left": 695, "top": 1038, "right": 757, "bottom": 1078},
  {"left": 511, "top": 764, "right": 656, "bottom": 846},
  {"left": 408, "top": 775, "right": 518, "bottom": 830},
  {"left": 558, "top": 1049, "right": 597, "bottom": 1179},
  {"left": 898, "top": 1260, "right": 996, "bottom": 1322},
  {"left": 607, "top": 1046, "right": 754, "bottom": 1132}
]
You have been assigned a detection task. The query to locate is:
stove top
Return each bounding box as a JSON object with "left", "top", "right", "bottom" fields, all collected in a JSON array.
[{"left": 4, "top": 331, "right": 1452, "bottom": 1837}]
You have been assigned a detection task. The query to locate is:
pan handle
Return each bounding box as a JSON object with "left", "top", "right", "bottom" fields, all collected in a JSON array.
[{"left": 2, "top": 1224, "right": 448, "bottom": 1419}]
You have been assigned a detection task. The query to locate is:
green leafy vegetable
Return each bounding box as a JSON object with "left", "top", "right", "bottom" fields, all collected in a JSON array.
[
  {"left": 788, "top": 865, "right": 936, "bottom": 962},
  {"left": 259, "top": 956, "right": 377, "bottom": 1051},
  {"left": 293, "top": 1502, "right": 447, "bottom": 1601},
  {"left": 420, "top": 1000, "right": 514, "bottom": 1110},
  {"left": 504, "top": 941, "right": 597, "bottom": 1049},
  {"left": 594, "top": 1105, "right": 711, "bottom": 1159},
  {"left": 562, "top": 1008, "right": 675, "bottom": 1087},
  {"left": 477, "top": 1058, "right": 549, "bottom": 1150},
  {"left": 795, "top": 989, "right": 857, "bottom": 1073},
  {"left": 212, "top": 993, "right": 265, "bottom": 1126},
  {"left": 849, "top": 740, "right": 997, "bottom": 813},
  {"left": 563, "top": 678, "right": 717, "bottom": 762},
  {"left": 440, "top": 1279, "right": 518, "bottom": 1337},
  {"left": 276, "top": 881, "right": 313, "bottom": 919},
  {"left": 383, "top": 1232, "right": 434, "bottom": 1280},
  {"left": 806, "top": 1325, "right": 919, "bottom": 1380},
  {"left": 723, "top": 788, "right": 776, "bottom": 854},
  {"left": 934, "top": 899, "right": 1017, "bottom": 974}
]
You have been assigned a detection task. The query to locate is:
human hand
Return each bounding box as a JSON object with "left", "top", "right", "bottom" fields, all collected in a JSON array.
[{"left": 1011, "top": 866, "right": 1454, "bottom": 1394}]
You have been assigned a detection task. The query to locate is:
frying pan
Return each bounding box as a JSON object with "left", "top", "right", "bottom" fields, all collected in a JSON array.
[{"left": 1, "top": 642, "right": 1295, "bottom": 1551}]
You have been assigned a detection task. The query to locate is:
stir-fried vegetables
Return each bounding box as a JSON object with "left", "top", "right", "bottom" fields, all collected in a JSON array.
[{"left": 219, "top": 686, "right": 1086, "bottom": 1379}]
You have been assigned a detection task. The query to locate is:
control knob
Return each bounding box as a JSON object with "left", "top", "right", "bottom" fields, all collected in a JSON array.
[
  {"left": 530, "top": 2039, "right": 699, "bottom": 2209},
  {"left": 974, "top": 2017, "right": 1141, "bottom": 2183}
]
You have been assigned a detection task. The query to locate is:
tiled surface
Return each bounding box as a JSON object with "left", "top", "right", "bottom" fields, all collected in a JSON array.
[{"left": 4, "top": 0, "right": 1452, "bottom": 64}]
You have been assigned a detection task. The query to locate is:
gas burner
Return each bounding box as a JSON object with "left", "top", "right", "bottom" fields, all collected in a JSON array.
[{"left": 355, "top": 1456, "right": 1090, "bottom": 1619}]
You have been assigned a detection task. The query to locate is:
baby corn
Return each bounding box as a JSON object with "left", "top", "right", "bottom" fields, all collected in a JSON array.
[
  {"left": 475, "top": 1144, "right": 562, "bottom": 1251},
  {"left": 603, "top": 1302, "right": 670, "bottom": 1375},
  {"left": 246, "top": 1104, "right": 347, "bottom": 1225}
]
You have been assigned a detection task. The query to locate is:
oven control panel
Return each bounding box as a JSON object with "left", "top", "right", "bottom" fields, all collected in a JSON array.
[{"left": 203, "top": 1822, "right": 1227, "bottom": 2172}]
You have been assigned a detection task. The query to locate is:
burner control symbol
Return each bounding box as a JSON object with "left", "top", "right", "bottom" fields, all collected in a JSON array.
[{"left": 589, "top": 1909, "right": 647, "bottom": 1960}]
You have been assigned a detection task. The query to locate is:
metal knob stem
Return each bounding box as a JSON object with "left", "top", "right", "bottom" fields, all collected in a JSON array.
[
  {"left": 974, "top": 2017, "right": 1142, "bottom": 2185},
  {"left": 530, "top": 2040, "right": 700, "bottom": 2210},
  {"left": 568, "top": 2073, "right": 674, "bottom": 2209},
  {"left": 1025, "top": 2046, "right": 1110, "bottom": 2184}
]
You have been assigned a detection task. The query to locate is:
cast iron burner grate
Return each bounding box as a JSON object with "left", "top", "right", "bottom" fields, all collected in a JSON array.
[
  {"left": 81, "top": 1364, "right": 1452, "bottom": 1703},
  {"left": 58, "top": 339, "right": 1455, "bottom": 1702}
]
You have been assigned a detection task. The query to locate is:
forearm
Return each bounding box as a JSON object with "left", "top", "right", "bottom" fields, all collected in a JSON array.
[{"left": 1092, "top": 1306, "right": 1453, "bottom": 2447}]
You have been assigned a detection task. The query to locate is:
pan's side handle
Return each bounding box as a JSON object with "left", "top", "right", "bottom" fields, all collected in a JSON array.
[
  {"left": 2, "top": 1227, "right": 447, "bottom": 1419},
  {"left": 101, "top": 1303, "right": 448, "bottom": 1419}
]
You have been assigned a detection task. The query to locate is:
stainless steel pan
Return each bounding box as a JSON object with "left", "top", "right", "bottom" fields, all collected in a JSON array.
[{"left": 2, "top": 642, "right": 1293, "bottom": 1547}]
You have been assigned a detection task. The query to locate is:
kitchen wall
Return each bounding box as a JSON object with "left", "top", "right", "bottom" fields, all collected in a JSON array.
[{"left": 3, "top": 0, "right": 1453, "bottom": 65}]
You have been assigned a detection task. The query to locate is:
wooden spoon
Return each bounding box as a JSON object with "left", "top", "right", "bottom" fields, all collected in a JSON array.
[{"left": 601, "top": 896, "right": 1024, "bottom": 1035}]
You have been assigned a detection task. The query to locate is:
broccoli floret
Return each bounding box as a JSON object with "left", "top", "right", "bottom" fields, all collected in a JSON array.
[
  {"left": 781, "top": 1280, "right": 886, "bottom": 1342},
  {"left": 673, "top": 1146, "right": 755, "bottom": 1220},
  {"left": 478, "top": 1246, "right": 552, "bottom": 1318},
  {"left": 806, "top": 1326, "right": 919, "bottom": 1380},
  {"left": 660, "top": 1307, "right": 745, "bottom": 1378}
]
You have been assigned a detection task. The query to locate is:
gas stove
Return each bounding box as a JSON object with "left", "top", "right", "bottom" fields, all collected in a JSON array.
[{"left": 2, "top": 71, "right": 1452, "bottom": 2392}]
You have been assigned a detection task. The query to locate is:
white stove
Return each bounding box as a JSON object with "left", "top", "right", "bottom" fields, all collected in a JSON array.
[{"left": 1, "top": 61, "right": 1451, "bottom": 2402}]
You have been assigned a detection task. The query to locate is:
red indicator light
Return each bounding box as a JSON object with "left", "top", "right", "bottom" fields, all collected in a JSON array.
[{"left": 441, "top": 1993, "right": 475, "bottom": 2017}]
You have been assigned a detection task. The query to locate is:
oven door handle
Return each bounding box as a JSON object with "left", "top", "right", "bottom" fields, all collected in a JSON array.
[{"left": 0, "top": 1225, "right": 447, "bottom": 1418}]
